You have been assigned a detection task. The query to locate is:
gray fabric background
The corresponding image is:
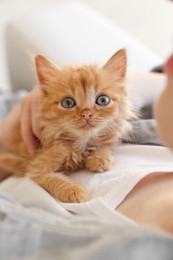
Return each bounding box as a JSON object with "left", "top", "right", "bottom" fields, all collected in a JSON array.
[{"left": 0, "top": 193, "right": 173, "bottom": 260}]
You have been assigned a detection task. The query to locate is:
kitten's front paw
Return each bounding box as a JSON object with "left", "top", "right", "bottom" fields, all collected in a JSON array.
[
  {"left": 57, "top": 184, "right": 90, "bottom": 203},
  {"left": 85, "top": 156, "right": 111, "bottom": 173}
]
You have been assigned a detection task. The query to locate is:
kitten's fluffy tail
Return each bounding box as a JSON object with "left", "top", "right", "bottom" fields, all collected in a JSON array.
[{"left": 0, "top": 153, "right": 27, "bottom": 176}]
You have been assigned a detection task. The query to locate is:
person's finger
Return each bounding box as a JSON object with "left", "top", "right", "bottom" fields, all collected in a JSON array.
[
  {"left": 32, "top": 117, "right": 43, "bottom": 139},
  {"left": 20, "top": 97, "right": 38, "bottom": 154},
  {"left": 30, "top": 95, "right": 42, "bottom": 139}
]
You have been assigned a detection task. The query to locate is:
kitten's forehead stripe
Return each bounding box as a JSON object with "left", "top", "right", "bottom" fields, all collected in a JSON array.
[
  {"left": 70, "top": 66, "right": 100, "bottom": 107},
  {"left": 76, "top": 66, "right": 99, "bottom": 93}
]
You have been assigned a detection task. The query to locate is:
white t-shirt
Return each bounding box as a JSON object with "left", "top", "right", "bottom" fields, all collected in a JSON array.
[{"left": 1, "top": 144, "right": 173, "bottom": 226}]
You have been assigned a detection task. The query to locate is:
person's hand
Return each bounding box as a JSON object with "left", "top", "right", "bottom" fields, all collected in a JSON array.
[{"left": 0, "top": 87, "right": 42, "bottom": 154}]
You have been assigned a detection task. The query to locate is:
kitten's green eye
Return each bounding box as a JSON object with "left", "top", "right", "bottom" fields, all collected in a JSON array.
[
  {"left": 96, "top": 95, "right": 110, "bottom": 106},
  {"left": 61, "top": 97, "right": 76, "bottom": 108}
]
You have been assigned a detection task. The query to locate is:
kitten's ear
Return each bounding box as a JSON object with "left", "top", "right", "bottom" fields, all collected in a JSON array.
[
  {"left": 103, "top": 48, "right": 127, "bottom": 81},
  {"left": 35, "top": 54, "right": 60, "bottom": 94}
]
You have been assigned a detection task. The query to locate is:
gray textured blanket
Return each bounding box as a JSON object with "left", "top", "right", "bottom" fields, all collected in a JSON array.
[{"left": 0, "top": 192, "right": 173, "bottom": 260}]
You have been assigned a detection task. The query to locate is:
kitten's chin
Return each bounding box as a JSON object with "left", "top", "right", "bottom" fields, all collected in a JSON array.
[{"left": 82, "top": 122, "right": 95, "bottom": 129}]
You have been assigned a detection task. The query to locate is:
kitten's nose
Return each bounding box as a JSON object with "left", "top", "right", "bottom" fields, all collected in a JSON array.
[{"left": 82, "top": 109, "right": 93, "bottom": 120}]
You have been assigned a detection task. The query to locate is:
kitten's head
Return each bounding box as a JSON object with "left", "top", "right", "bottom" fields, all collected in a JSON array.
[{"left": 35, "top": 49, "right": 132, "bottom": 141}]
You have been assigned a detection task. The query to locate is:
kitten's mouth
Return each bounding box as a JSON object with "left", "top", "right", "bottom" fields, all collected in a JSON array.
[{"left": 82, "top": 121, "right": 95, "bottom": 128}]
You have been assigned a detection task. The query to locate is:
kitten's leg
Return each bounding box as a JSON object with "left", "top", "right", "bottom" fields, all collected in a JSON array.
[
  {"left": 85, "top": 146, "right": 113, "bottom": 172},
  {"left": 27, "top": 148, "right": 89, "bottom": 203},
  {"left": 30, "top": 171, "right": 89, "bottom": 203}
]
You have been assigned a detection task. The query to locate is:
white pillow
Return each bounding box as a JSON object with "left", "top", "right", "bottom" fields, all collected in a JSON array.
[{"left": 5, "top": 1, "right": 162, "bottom": 91}]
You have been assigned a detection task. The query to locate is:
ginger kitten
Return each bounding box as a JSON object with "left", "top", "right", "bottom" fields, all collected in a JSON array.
[{"left": 0, "top": 49, "right": 133, "bottom": 203}]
